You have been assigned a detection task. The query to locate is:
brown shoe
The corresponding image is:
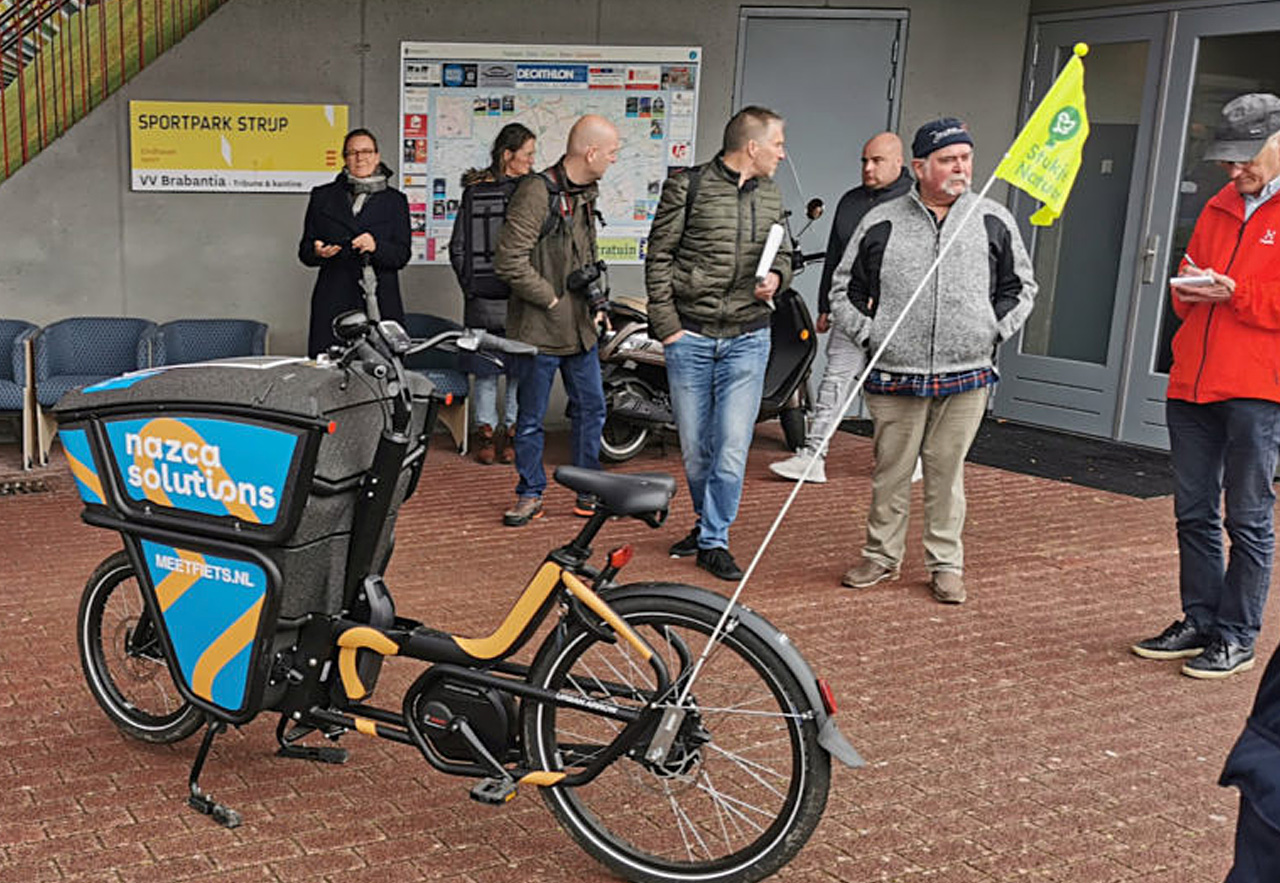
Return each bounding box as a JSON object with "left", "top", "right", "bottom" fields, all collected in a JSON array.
[
  {"left": 930, "top": 571, "right": 966, "bottom": 604},
  {"left": 474, "top": 424, "right": 496, "bottom": 465},
  {"left": 497, "top": 424, "right": 516, "bottom": 464},
  {"left": 502, "top": 496, "right": 543, "bottom": 527},
  {"left": 840, "top": 559, "right": 900, "bottom": 589}
]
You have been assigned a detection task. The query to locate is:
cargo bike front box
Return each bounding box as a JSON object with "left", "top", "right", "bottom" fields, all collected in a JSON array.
[{"left": 55, "top": 356, "right": 434, "bottom": 724}]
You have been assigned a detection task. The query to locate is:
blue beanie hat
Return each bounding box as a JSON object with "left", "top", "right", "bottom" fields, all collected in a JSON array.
[{"left": 912, "top": 117, "right": 973, "bottom": 159}]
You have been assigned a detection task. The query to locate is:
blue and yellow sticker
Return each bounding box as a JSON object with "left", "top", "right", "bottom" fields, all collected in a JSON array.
[
  {"left": 139, "top": 539, "right": 267, "bottom": 712},
  {"left": 82, "top": 370, "right": 163, "bottom": 393},
  {"left": 103, "top": 416, "right": 299, "bottom": 524},
  {"left": 61, "top": 428, "right": 104, "bottom": 505}
]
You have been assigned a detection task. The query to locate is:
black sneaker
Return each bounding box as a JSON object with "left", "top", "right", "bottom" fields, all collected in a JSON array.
[
  {"left": 573, "top": 494, "right": 599, "bottom": 517},
  {"left": 668, "top": 527, "right": 700, "bottom": 558},
  {"left": 1182, "top": 638, "right": 1255, "bottom": 680},
  {"left": 696, "top": 547, "right": 743, "bottom": 582},
  {"left": 1131, "top": 619, "right": 1207, "bottom": 660}
]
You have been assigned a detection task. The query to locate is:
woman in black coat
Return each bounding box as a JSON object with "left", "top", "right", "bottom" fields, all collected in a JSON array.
[{"left": 299, "top": 128, "right": 410, "bottom": 356}]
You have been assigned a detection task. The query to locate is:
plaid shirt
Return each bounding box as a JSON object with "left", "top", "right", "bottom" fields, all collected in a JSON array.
[{"left": 864, "top": 367, "right": 998, "bottom": 397}]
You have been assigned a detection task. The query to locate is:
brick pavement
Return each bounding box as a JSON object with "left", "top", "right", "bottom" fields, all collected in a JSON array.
[{"left": 1, "top": 425, "right": 1274, "bottom": 883}]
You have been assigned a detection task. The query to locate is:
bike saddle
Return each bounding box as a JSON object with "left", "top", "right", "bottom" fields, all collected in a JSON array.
[{"left": 553, "top": 466, "right": 676, "bottom": 518}]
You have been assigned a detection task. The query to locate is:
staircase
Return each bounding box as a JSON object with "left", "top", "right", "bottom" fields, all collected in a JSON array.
[{"left": 1, "top": 0, "right": 229, "bottom": 184}]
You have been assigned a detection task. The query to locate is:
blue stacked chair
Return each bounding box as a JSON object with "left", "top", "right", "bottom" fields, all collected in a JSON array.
[
  {"left": 142, "top": 319, "right": 269, "bottom": 367},
  {"left": 23, "top": 317, "right": 156, "bottom": 467},
  {"left": 1, "top": 320, "right": 38, "bottom": 465},
  {"left": 402, "top": 313, "right": 471, "bottom": 454}
]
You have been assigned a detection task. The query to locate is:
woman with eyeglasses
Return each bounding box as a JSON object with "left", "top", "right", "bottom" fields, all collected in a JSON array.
[{"left": 299, "top": 127, "right": 410, "bottom": 356}]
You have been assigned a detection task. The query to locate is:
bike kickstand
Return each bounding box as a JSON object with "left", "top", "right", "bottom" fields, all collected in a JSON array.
[
  {"left": 188, "top": 720, "right": 242, "bottom": 829},
  {"left": 275, "top": 716, "right": 349, "bottom": 765}
]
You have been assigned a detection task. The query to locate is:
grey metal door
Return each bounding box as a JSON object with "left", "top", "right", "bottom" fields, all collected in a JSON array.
[
  {"left": 1119, "top": 3, "right": 1280, "bottom": 448},
  {"left": 992, "top": 15, "right": 1166, "bottom": 439},
  {"left": 734, "top": 8, "right": 906, "bottom": 410}
]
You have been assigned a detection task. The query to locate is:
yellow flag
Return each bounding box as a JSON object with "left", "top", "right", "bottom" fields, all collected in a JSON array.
[{"left": 995, "top": 43, "right": 1090, "bottom": 226}]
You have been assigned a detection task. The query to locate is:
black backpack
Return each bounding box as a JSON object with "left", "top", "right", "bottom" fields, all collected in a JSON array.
[{"left": 455, "top": 176, "right": 521, "bottom": 300}]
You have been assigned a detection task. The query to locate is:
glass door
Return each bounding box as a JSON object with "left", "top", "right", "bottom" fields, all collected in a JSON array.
[
  {"left": 992, "top": 15, "right": 1166, "bottom": 438},
  {"left": 1119, "top": 3, "right": 1280, "bottom": 447}
]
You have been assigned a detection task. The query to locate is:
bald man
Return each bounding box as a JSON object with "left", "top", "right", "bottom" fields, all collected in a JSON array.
[
  {"left": 495, "top": 114, "right": 620, "bottom": 526},
  {"left": 770, "top": 131, "right": 913, "bottom": 483}
]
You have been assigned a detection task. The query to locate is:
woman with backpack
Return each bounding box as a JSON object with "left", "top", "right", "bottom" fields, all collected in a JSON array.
[{"left": 448, "top": 123, "right": 537, "bottom": 464}]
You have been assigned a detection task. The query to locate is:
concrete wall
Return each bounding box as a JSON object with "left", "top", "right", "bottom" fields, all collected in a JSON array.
[{"left": 0, "top": 0, "right": 1030, "bottom": 360}]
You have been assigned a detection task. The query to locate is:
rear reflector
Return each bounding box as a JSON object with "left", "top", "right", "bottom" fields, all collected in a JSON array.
[{"left": 817, "top": 678, "right": 837, "bottom": 715}]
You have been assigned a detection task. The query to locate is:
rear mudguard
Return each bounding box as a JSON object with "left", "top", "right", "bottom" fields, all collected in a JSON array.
[{"left": 601, "top": 581, "right": 864, "bottom": 769}]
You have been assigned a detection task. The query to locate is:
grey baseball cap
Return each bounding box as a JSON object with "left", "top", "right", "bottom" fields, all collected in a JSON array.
[{"left": 1203, "top": 93, "right": 1280, "bottom": 163}]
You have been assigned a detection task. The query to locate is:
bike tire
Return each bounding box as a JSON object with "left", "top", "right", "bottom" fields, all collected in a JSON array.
[
  {"left": 78, "top": 551, "right": 203, "bottom": 743},
  {"left": 521, "top": 591, "right": 830, "bottom": 883},
  {"left": 779, "top": 406, "right": 807, "bottom": 452}
]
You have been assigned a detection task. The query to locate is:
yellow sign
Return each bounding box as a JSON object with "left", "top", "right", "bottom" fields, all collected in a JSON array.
[
  {"left": 597, "top": 237, "right": 642, "bottom": 262},
  {"left": 129, "top": 101, "right": 349, "bottom": 193},
  {"left": 994, "top": 43, "right": 1090, "bottom": 226}
]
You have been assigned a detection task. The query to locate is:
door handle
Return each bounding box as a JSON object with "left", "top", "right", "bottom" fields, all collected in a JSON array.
[{"left": 1140, "top": 233, "right": 1161, "bottom": 284}]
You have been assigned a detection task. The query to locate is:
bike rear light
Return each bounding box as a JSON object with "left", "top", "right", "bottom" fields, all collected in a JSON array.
[
  {"left": 327, "top": 420, "right": 337, "bottom": 434},
  {"left": 608, "top": 544, "right": 634, "bottom": 569},
  {"left": 817, "top": 678, "right": 838, "bottom": 715},
  {"left": 444, "top": 393, "right": 454, "bottom": 405}
]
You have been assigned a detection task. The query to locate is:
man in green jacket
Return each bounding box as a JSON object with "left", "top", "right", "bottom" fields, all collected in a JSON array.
[
  {"left": 495, "top": 114, "right": 619, "bottom": 526},
  {"left": 645, "top": 106, "right": 793, "bottom": 580}
]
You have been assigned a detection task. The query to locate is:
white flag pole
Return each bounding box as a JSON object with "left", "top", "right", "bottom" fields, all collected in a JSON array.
[{"left": 676, "top": 170, "right": 1001, "bottom": 706}]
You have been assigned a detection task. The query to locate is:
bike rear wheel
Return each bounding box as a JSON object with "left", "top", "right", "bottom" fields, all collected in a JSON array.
[
  {"left": 522, "top": 593, "right": 830, "bottom": 883},
  {"left": 78, "top": 551, "right": 203, "bottom": 743}
]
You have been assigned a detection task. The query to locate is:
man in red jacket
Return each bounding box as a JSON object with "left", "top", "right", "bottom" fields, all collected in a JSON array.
[{"left": 1132, "top": 93, "right": 1280, "bottom": 679}]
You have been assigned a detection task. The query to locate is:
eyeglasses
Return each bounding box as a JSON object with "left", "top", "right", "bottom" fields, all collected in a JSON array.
[{"left": 344, "top": 148, "right": 377, "bottom": 158}]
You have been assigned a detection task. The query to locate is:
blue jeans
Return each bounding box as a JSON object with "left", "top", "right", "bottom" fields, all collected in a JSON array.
[
  {"left": 1167, "top": 398, "right": 1280, "bottom": 646},
  {"left": 512, "top": 347, "right": 605, "bottom": 499},
  {"left": 472, "top": 373, "right": 518, "bottom": 428},
  {"left": 665, "top": 328, "right": 771, "bottom": 550}
]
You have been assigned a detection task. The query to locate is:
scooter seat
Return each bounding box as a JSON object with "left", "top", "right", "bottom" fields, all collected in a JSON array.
[{"left": 553, "top": 466, "right": 676, "bottom": 518}]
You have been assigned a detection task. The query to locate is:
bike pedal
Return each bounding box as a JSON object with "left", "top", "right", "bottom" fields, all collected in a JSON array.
[
  {"left": 469, "top": 777, "right": 518, "bottom": 805},
  {"left": 276, "top": 744, "right": 349, "bottom": 764}
]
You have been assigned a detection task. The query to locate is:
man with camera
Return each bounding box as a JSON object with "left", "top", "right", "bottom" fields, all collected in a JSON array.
[
  {"left": 494, "top": 114, "right": 619, "bottom": 526},
  {"left": 645, "top": 106, "right": 793, "bottom": 580}
]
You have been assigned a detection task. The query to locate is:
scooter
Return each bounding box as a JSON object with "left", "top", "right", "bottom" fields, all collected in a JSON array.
[{"left": 598, "top": 198, "right": 826, "bottom": 462}]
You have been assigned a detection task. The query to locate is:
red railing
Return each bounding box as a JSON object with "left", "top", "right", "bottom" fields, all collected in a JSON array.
[{"left": 1, "top": 0, "right": 224, "bottom": 184}]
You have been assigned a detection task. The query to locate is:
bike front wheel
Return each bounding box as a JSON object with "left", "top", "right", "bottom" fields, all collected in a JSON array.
[
  {"left": 522, "top": 591, "right": 830, "bottom": 883},
  {"left": 78, "top": 551, "right": 203, "bottom": 743}
]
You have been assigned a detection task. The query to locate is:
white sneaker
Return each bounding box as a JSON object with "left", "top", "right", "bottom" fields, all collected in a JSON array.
[{"left": 768, "top": 450, "right": 827, "bottom": 483}]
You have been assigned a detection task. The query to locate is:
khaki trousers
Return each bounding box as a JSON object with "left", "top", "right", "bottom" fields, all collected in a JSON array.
[{"left": 863, "top": 387, "right": 988, "bottom": 573}]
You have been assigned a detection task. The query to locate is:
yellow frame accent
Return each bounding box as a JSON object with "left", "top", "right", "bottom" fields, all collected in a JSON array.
[
  {"left": 337, "top": 626, "right": 401, "bottom": 701},
  {"left": 560, "top": 571, "right": 654, "bottom": 662},
  {"left": 451, "top": 562, "right": 562, "bottom": 660}
]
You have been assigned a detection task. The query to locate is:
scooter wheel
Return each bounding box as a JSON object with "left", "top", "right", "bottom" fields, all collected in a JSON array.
[{"left": 600, "top": 417, "right": 650, "bottom": 462}]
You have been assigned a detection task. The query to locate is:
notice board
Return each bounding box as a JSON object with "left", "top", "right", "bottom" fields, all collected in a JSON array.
[{"left": 399, "top": 42, "right": 702, "bottom": 265}]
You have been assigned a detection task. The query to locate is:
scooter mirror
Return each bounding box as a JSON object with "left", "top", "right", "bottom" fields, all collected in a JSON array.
[{"left": 806, "top": 198, "right": 824, "bottom": 221}]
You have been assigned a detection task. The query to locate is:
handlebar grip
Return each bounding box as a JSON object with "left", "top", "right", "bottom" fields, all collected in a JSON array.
[{"left": 472, "top": 330, "right": 538, "bottom": 356}]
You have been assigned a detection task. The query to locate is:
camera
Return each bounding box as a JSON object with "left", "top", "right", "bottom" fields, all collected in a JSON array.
[{"left": 566, "top": 260, "right": 610, "bottom": 313}]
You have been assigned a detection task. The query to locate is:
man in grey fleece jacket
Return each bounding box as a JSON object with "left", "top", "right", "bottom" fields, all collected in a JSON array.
[{"left": 828, "top": 117, "right": 1037, "bottom": 604}]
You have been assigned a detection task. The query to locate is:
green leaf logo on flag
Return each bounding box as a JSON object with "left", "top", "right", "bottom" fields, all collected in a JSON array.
[{"left": 1047, "top": 106, "right": 1083, "bottom": 146}]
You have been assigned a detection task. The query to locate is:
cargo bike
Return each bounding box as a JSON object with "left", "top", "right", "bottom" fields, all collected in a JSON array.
[{"left": 56, "top": 307, "right": 862, "bottom": 883}]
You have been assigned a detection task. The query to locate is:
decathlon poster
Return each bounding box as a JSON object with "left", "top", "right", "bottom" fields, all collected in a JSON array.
[
  {"left": 129, "top": 100, "right": 349, "bottom": 192},
  {"left": 400, "top": 42, "right": 702, "bottom": 265}
]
